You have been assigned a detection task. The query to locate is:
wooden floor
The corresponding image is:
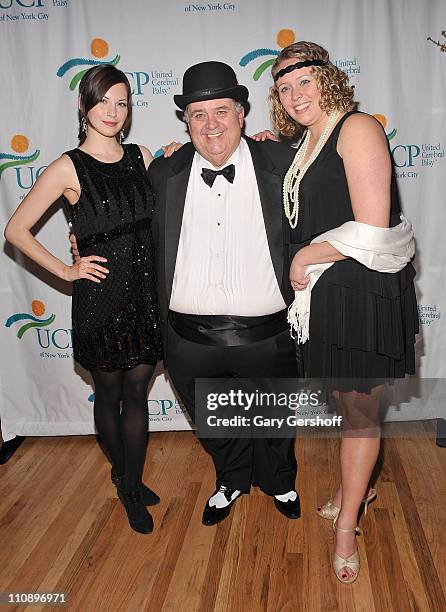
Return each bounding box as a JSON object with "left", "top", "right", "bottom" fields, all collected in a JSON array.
[{"left": 0, "top": 423, "right": 445, "bottom": 612}]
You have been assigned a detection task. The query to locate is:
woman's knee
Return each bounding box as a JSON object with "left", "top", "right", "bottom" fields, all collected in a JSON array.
[
  {"left": 121, "top": 365, "right": 154, "bottom": 404},
  {"left": 122, "top": 381, "right": 148, "bottom": 404},
  {"left": 338, "top": 389, "right": 381, "bottom": 432}
]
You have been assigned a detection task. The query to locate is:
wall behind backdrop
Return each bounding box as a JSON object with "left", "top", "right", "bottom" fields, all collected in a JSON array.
[{"left": 1, "top": 0, "right": 445, "bottom": 441}]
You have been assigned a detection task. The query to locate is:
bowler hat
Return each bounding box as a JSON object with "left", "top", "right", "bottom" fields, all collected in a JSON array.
[{"left": 174, "top": 61, "right": 249, "bottom": 110}]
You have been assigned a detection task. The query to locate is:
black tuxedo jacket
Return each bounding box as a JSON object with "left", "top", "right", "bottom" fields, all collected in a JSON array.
[{"left": 148, "top": 136, "right": 295, "bottom": 350}]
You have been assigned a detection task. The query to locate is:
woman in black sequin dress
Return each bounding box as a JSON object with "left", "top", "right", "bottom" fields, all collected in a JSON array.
[{"left": 5, "top": 65, "right": 162, "bottom": 535}]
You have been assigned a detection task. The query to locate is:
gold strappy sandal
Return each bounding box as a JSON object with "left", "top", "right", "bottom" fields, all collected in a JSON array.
[
  {"left": 317, "top": 488, "right": 376, "bottom": 521},
  {"left": 332, "top": 519, "right": 361, "bottom": 584}
]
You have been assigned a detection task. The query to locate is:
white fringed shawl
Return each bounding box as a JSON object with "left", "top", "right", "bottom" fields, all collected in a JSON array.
[{"left": 288, "top": 215, "right": 415, "bottom": 344}]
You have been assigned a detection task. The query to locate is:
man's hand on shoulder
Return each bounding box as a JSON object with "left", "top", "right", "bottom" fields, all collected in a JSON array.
[
  {"left": 250, "top": 130, "right": 279, "bottom": 142},
  {"left": 162, "top": 141, "right": 183, "bottom": 157}
]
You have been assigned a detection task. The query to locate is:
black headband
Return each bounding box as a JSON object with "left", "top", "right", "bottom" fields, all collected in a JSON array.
[{"left": 273, "top": 59, "right": 327, "bottom": 82}]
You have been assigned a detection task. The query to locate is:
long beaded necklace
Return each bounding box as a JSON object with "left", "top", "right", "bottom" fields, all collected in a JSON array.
[{"left": 283, "top": 110, "right": 341, "bottom": 229}]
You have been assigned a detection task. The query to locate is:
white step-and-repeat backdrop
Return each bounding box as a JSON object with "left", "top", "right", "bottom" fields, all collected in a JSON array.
[{"left": 1, "top": 0, "right": 445, "bottom": 441}]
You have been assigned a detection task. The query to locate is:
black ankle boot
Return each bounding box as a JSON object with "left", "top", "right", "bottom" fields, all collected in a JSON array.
[
  {"left": 111, "top": 468, "right": 160, "bottom": 506},
  {"left": 117, "top": 487, "right": 154, "bottom": 534}
]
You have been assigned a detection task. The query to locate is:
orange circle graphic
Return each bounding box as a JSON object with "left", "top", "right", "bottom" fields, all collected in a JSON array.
[
  {"left": 276, "top": 29, "right": 295, "bottom": 48},
  {"left": 91, "top": 38, "right": 109, "bottom": 58},
  {"left": 32, "top": 300, "right": 45, "bottom": 316},
  {"left": 11, "top": 134, "right": 29, "bottom": 154},
  {"left": 373, "top": 114, "right": 387, "bottom": 129}
]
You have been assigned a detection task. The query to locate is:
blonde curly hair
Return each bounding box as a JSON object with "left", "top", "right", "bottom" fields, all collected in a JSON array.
[{"left": 269, "top": 41, "right": 357, "bottom": 140}]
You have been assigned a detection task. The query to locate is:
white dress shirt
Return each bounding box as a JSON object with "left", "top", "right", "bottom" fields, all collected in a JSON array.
[{"left": 169, "top": 139, "right": 286, "bottom": 315}]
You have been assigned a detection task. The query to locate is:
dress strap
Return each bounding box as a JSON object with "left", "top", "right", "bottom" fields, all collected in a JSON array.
[
  {"left": 125, "top": 143, "right": 147, "bottom": 172},
  {"left": 62, "top": 148, "right": 87, "bottom": 186},
  {"left": 330, "top": 110, "right": 360, "bottom": 142},
  {"left": 63, "top": 148, "right": 82, "bottom": 171}
]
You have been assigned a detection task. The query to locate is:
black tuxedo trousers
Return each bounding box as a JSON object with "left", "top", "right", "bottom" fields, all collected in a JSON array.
[{"left": 167, "top": 323, "right": 298, "bottom": 494}]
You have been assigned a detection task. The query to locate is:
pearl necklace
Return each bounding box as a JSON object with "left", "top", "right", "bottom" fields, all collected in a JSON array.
[{"left": 283, "top": 110, "right": 341, "bottom": 229}]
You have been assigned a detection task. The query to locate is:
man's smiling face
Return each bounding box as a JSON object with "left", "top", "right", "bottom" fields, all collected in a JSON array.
[{"left": 186, "top": 98, "right": 244, "bottom": 167}]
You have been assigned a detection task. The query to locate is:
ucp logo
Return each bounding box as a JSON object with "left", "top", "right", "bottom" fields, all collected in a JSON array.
[
  {"left": 148, "top": 398, "right": 184, "bottom": 417},
  {"left": 5, "top": 300, "right": 74, "bottom": 357},
  {"left": 0, "top": 134, "right": 46, "bottom": 194},
  {"left": 373, "top": 114, "right": 420, "bottom": 168},
  {"left": 126, "top": 72, "right": 150, "bottom": 96},
  {"left": 5, "top": 300, "right": 55, "bottom": 339},
  {"left": 0, "top": 0, "right": 44, "bottom": 7},
  {"left": 0, "top": 134, "right": 40, "bottom": 178},
  {"left": 57, "top": 37, "right": 150, "bottom": 101},
  {"left": 57, "top": 38, "right": 121, "bottom": 90},
  {"left": 240, "top": 29, "right": 296, "bottom": 80},
  {"left": 391, "top": 144, "right": 420, "bottom": 168}
]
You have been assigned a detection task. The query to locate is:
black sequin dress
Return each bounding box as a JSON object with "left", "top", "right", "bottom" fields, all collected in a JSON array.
[{"left": 63, "top": 144, "right": 162, "bottom": 371}]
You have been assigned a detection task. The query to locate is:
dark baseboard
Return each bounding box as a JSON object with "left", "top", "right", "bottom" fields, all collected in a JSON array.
[
  {"left": 0, "top": 436, "right": 26, "bottom": 465},
  {"left": 436, "top": 419, "right": 446, "bottom": 448}
]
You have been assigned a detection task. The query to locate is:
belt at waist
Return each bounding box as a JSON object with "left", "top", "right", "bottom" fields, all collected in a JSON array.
[
  {"left": 168, "top": 310, "right": 288, "bottom": 346},
  {"left": 77, "top": 217, "right": 151, "bottom": 250}
]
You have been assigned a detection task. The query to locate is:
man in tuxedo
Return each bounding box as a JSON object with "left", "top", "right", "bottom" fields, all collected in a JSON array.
[{"left": 149, "top": 61, "right": 301, "bottom": 526}]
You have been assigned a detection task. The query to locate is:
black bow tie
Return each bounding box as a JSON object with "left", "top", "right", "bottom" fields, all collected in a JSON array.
[{"left": 201, "top": 164, "right": 235, "bottom": 188}]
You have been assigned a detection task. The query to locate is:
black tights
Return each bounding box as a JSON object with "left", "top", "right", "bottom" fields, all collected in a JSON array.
[{"left": 91, "top": 364, "right": 155, "bottom": 492}]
